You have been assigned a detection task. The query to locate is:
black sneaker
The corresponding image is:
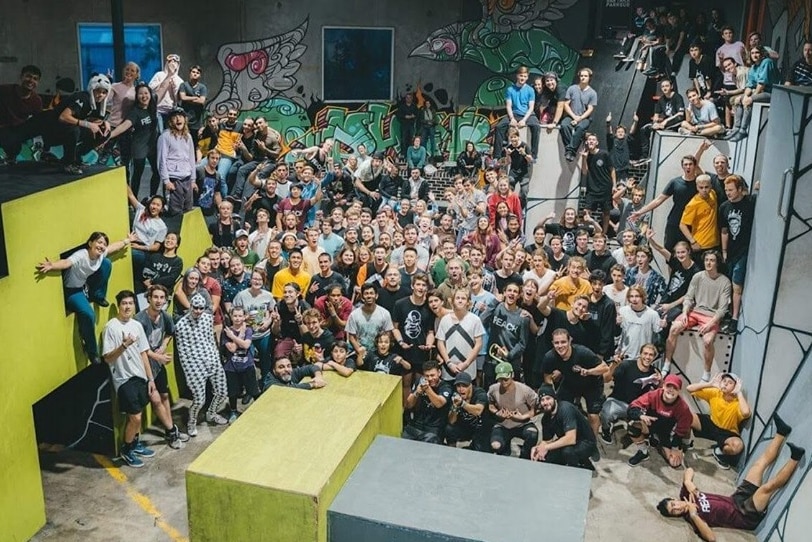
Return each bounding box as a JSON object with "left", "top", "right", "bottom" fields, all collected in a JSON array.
[
  {"left": 722, "top": 319, "right": 738, "bottom": 334},
  {"left": 712, "top": 447, "right": 730, "bottom": 470},
  {"left": 600, "top": 427, "right": 613, "bottom": 445},
  {"left": 63, "top": 164, "right": 84, "bottom": 175},
  {"left": 166, "top": 425, "right": 189, "bottom": 449},
  {"left": 628, "top": 449, "right": 650, "bottom": 467},
  {"left": 565, "top": 151, "right": 575, "bottom": 162}
]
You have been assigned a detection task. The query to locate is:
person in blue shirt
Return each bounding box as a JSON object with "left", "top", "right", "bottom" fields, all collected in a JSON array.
[
  {"left": 728, "top": 45, "right": 781, "bottom": 142},
  {"left": 493, "top": 66, "right": 540, "bottom": 163}
]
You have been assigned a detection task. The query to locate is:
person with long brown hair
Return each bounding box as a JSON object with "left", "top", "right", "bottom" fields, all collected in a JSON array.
[
  {"left": 157, "top": 108, "right": 196, "bottom": 215},
  {"left": 464, "top": 215, "right": 502, "bottom": 268}
]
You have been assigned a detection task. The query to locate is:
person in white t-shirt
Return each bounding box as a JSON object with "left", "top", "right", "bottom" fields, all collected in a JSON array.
[
  {"left": 102, "top": 290, "right": 157, "bottom": 468},
  {"left": 37, "top": 231, "right": 136, "bottom": 364}
]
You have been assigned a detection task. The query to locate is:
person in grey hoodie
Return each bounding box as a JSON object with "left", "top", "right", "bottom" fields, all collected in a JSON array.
[
  {"left": 158, "top": 108, "right": 196, "bottom": 215},
  {"left": 485, "top": 281, "right": 530, "bottom": 387}
]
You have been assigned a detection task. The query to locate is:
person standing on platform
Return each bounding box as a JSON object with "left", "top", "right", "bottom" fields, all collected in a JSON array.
[
  {"left": 37, "top": 231, "right": 136, "bottom": 364},
  {"left": 149, "top": 53, "right": 183, "bottom": 132},
  {"left": 629, "top": 154, "right": 700, "bottom": 251},
  {"left": 158, "top": 109, "right": 196, "bottom": 216},
  {"left": 680, "top": 174, "right": 720, "bottom": 262},
  {"left": 580, "top": 132, "right": 616, "bottom": 233},
  {"left": 396, "top": 93, "right": 418, "bottom": 159},
  {"left": 493, "top": 66, "right": 540, "bottom": 163},
  {"left": 178, "top": 65, "right": 207, "bottom": 151},
  {"left": 719, "top": 174, "right": 756, "bottom": 333}
]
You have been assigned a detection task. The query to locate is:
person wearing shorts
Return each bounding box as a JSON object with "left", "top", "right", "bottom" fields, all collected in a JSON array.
[
  {"left": 687, "top": 372, "right": 750, "bottom": 469},
  {"left": 657, "top": 413, "right": 804, "bottom": 537},
  {"left": 103, "top": 290, "right": 160, "bottom": 468},
  {"left": 134, "top": 285, "right": 189, "bottom": 449},
  {"left": 661, "top": 250, "right": 731, "bottom": 381}
]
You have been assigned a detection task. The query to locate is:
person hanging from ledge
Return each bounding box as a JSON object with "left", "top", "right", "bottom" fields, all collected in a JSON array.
[{"left": 36, "top": 231, "right": 137, "bottom": 364}]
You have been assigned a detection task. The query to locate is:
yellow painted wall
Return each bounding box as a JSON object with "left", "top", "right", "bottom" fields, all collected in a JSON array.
[
  {"left": 0, "top": 170, "right": 131, "bottom": 541},
  {"left": 186, "top": 386, "right": 383, "bottom": 542},
  {"left": 0, "top": 168, "right": 215, "bottom": 542}
]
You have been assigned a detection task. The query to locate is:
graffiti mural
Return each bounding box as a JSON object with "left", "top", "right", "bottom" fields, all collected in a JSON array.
[
  {"left": 190, "top": 2, "right": 583, "bottom": 161},
  {"left": 210, "top": 18, "right": 309, "bottom": 115},
  {"left": 410, "top": 0, "right": 580, "bottom": 106}
]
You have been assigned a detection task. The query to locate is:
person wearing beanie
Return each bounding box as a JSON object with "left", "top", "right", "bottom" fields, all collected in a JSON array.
[
  {"left": 657, "top": 413, "right": 804, "bottom": 537},
  {"left": 531, "top": 383, "right": 598, "bottom": 470}
]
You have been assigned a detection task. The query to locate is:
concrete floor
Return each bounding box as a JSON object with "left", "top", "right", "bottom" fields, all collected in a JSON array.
[{"left": 31, "top": 397, "right": 756, "bottom": 542}]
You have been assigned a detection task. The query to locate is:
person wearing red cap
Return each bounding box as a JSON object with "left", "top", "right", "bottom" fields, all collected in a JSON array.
[{"left": 626, "top": 374, "right": 692, "bottom": 467}]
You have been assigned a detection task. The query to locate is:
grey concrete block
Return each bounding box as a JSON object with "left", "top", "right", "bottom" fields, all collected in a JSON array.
[{"left": 329, "top": 436, "right": 592, "bottom": 542}]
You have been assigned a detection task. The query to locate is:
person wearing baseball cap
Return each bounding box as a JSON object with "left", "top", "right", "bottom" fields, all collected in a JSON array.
[
  {"left": 531, "top": 384, "right": 598, "bottom": 470},
  {"left": 445, "top": 372, "right": 491, "bottom": 452},
  {"left": 232, "top": 228, "right": 259, "bottom": 272},
  {"left": 487, "top": 361, "right": 539, "bottom": 459},
  {"left": 687, "top": 372, "right": 750, "bottom": 469},
  {"left": 626, "top": 374, "right": 693, "bottom": 467}
]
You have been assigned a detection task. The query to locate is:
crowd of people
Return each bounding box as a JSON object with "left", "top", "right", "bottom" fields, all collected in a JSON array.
[{"left": 7, "top": 4, "right": 811, "bottom": 539}]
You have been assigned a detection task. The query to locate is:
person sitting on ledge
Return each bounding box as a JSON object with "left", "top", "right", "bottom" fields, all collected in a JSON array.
[
  {"left": 36, "top": 231, "right": 136, "bottom": 364},
  {"left": 679, "top": 88, "right": 725, "bottom": 138}
]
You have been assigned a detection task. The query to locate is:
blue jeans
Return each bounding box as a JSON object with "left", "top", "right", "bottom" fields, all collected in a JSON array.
[
  {"left": 65, "top": 257, "right": 112, "bottom": 358},
  {"left": 253, "top": 334, "right": 273, "bottom": 389},
  {"left": 217, "top": 156, "right": 235, "bottom": 199}
]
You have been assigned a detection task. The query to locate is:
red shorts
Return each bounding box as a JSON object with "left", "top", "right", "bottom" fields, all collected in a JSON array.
[{"left": 685, "top": 311, "right": 719, "bottom": 333}]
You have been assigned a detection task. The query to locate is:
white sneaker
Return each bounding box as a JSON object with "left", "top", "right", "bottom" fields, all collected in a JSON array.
[
  {"left": 187, "top": 422, "right": 198, "bottom": 437},
  {"left": 206, "top": 413, "right": 229, "bottom": 426}
]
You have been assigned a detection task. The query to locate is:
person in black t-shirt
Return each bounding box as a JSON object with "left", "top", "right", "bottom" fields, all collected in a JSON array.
[
  {"left": 403, "top": 360, "right": 453, "bottom": 443},
  {"left": 639, "top": 78, "right": 685, "bottom": 157},
  {"left": 532, "top": 384, "right": 598, "bottom": 469},
  {"left": 719, "top": 175, "right": 756, "bottom": 331},
  {"left": 541, "top": 328, "right": 608, "bottom": 438},
  {"left": 392, "top": 272, "right": 435, "bottom": 376},
  {"left": 105, "top": 82, "right": 159, "bottom": 196},
  {"left": 505, "top": 129, "right": 533, "bottom": 213},
  {"left": 358, "top": 331, "right": 410, "bottom": 375},
  {"left": 445, "top": 372, "right": 492, "bottom": 451},
  {"left": 581, "top": 132, "right": 616, "bottom": 233},
  {"left": 688, "top": 43, "right": 721, "bottom": 100},
  {"left": 599, "top": 343, "right": 660, "bottom": 444},
  {"left": 648, "top": 232, "right": 701, "bottom": 328}
]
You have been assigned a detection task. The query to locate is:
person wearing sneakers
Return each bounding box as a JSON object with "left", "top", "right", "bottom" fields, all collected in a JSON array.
[
  {"left": 657, "top": 413, "right": 805, "bottom": 537},
  {"left": 687, "top": 372, "right": 750, "bottom": 469},
  {"left": 626, "top": 374, "right": 693, "bottom": 468},
  {"left": 599, "top": 343, "right": 661, "bottom": 445},
  {"left": 102, "top": 290, "right": 161, "bottom": 467},
  {"left": 532, "top": 384, "right": 598, "bottom": 470},
  {"left": 134, "top": 285, "right": 189, "bottom": 450},
  {"left": 445, "top": 372, "right": 491, "bottom": 452},
  {"left": 174, "top": 293, "right": 229, "bottom": 436},
  {"left": 661, "top": 250, "right": 731, "bottom": 381},
  {"left": 487, "top": 361, "right": 539, "bottom": 459}
]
